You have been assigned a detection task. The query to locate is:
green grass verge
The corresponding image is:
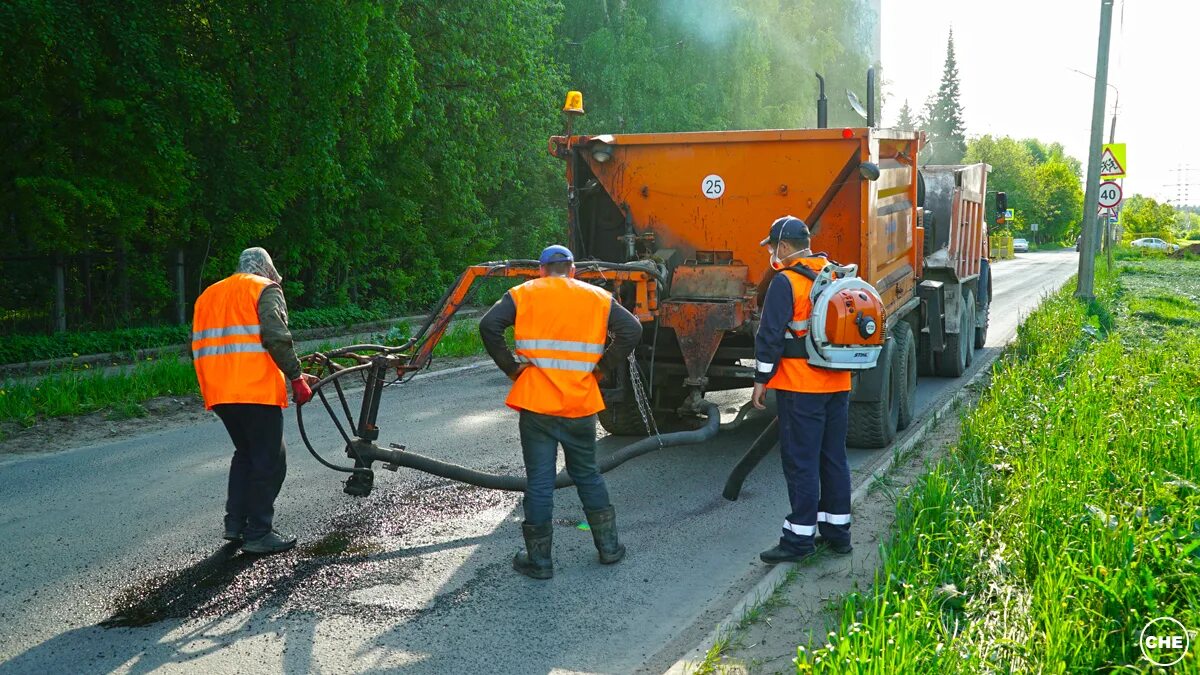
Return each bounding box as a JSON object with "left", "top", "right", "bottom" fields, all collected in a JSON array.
[
  {"left": 1, "top": 318, "right": 498, "bottom": 430},
  {"left": 0, "top": 356, "right": 199, "bottom": 428},
  {"left": 794, "top": 259, "right": 1200, "bottom": 672}
]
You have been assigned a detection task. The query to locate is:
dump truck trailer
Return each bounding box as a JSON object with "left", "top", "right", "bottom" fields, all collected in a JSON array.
[{"left": 549, "top": 125, "right": 991, "bottom": 449}]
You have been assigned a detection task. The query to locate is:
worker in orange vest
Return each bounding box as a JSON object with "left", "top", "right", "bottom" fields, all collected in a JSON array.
[
  {"left": 751, "top": 217, "right": 854, "bottom": 563},
  {"left": 479, "top": 245, "right": 643, "bottom": 579},
  {"left": 192, "top": 247, "right": 317, "bottom": 555}
]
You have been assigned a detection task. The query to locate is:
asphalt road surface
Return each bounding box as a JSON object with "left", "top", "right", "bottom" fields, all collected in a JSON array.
[{"left": 0, "top": 250, "right": 1079, "bottom": 674}]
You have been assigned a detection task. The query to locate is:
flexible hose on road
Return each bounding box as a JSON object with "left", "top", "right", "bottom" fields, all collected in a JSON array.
[
  {"left": 722, "top": 417, "right": 780, "bottom": 501},
  {"left": 363, "top": 402, "right": 721, "bottom": 492}
]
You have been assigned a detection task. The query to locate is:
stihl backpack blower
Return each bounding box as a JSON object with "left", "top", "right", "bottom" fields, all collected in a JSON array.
[{"left": 788, "top": 262, "right": 886, "bottom": 370}]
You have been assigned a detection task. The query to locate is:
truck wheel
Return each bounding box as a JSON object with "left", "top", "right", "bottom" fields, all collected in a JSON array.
[
  {"left": 963, "top": 289, "right": 976, "bottom": 368},
  {"left": 935, "top": 288, "right": 975, "bottom": 378},
  {"left": 893, "top": 323, "right": 917, "bottom": 430},
  {"left": 847, "top": 337, "right": 899, "bottom": 449},
  {"left": 598, "top": 394, "right": 651, "bottom": 436},
  {"left": 974, "top": 261, "right": 992, "bottom": 349},
  {"left": 597, "top": 368, "right": 699, "bottom": 436}
]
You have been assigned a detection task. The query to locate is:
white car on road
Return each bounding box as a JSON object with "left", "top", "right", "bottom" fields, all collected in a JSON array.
[
  {"left": 1130, "top": 237, "right": 1179, "bottom": 252},
  {"left": 1012, "top": 238, "right": 1030, "bottom": 253}
]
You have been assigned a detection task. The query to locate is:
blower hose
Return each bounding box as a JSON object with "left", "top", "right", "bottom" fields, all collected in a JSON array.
[
  {"left": 350, "top": 401, "right": 721, "bottom": 492},
  {"left": 721, "top": 417, "right": 779, "bottom": 501}
]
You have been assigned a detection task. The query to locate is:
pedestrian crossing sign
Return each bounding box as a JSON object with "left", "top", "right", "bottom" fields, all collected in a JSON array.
[{"left": 1100, "top": 143, "right": 1126, "bottom": 178}]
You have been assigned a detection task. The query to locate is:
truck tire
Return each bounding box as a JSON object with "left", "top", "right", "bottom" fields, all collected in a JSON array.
[
  {"left": 893, "top": 323, "right": 917, "bottom": 430},
  {"left": 974, "top": 261, "right": 992, "bottom": 349},
  {"left": 847, "top": 337, "right": 899, "bottom": 449},
  {"left": 597, "top": 393, "right": 651, "bottom": 436},
  {"left": 935, "top": 288, "right": 975, "bottom": 378},
  {"left": 597, "top": 369, "right": 699, "bottom": 436}
]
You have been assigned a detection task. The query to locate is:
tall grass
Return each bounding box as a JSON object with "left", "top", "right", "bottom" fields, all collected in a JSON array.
[
  {"left": 795, "top": 259, "right": 1200, "bottom": 672},
  {"left": 0, "top": 356, "right": 198, "bottom": 427}
]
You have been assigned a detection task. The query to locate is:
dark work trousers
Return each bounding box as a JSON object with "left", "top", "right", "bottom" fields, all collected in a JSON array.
[
  {"left": 518, "top": 410, "right": 612, "bottom": 526},
  {"left": 776, "top": 390, "right": 852, "bottom": 552},
  {"left": 213, "top": 403, "right": 287, "bottom": 541}
]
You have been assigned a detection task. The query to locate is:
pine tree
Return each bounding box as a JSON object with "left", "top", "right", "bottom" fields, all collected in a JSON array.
[
  {"left": 922, "top": 29, "right": 966, "bottom": 165},
  {"left": 895, "top": 99, "right": 915, "bottom": 130}
]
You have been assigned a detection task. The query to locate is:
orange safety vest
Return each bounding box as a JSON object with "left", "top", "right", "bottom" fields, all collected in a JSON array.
[
  {"left": 505, "top": 276, "right": 612, "bottom": 418},
  {"left": 766, "top": 258, "right": 853, "bottom": 394},
  {"left": 191, "top": 273, "right": 288, "bottom": 410}
]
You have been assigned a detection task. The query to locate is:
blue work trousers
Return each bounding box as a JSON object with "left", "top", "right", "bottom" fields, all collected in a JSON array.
[
  {"left": 776, "top": 390, "right": 852, "bottom": 552},
  {"left": 213, "top": 403, "right": 287, "bottom": 541},
  {"left": 518, "top": 410, "right": 612, "bottom": 526}
]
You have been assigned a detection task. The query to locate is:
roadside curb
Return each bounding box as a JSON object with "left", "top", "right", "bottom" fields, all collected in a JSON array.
[{"left": 663, "top": 352, "right": 1000, "bottom": 675}]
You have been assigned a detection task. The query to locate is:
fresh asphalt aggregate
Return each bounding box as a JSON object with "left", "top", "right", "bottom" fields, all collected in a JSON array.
[{"left": 0, "top": 251, "right": 1079, "bottom": 674}]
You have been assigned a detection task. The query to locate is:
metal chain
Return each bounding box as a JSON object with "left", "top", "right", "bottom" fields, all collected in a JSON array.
[{"left": 625, "top": 352, "right": 663, "bottom": 447}]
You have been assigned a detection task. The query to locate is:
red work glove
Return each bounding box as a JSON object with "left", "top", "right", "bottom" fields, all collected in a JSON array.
[{"left": 291, "top": 373, "right": 318, "bottom": 405}]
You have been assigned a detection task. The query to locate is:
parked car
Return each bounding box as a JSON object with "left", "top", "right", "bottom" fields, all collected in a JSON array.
[
  {"left": 1130, "top": 237, "right": 1180, "bottom": 252},
  {"left": 1012, "top": 238, "right": 1030, "bottom": 253}
]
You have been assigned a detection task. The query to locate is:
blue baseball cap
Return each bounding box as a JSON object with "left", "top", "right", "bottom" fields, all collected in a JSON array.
[
  {"left": 539, "top": 244, "right": 575, "bottom": 264},
  {"left": 760, "top": 215, "right": 811, "bottom": 246}
]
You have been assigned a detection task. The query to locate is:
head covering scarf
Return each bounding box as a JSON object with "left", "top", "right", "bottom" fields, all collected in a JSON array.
[{"left": 236, "top": 247, "right": 282, "bottom": 283}]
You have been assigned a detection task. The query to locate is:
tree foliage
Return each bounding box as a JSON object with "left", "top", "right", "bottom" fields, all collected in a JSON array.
[
  {"left": 1118, "top": 195, "right": 1178, "bottom": 243},
  {"left": 965, "top": 135, "right": 1083, "bottom": 244},
  {"left": 895, "top": 100, "right": 915, "bottom": 131},
  {"left": 1, "top": 0, "right": 882, "bottom": 334},
  {"left": 919, "top": 30, "right": 966, "bottom": 165}
]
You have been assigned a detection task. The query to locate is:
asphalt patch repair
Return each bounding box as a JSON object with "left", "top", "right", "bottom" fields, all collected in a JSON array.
[
  {"left": 702, "top": 386, "right": 979, "bottom": 674},
  {"left": 101, "top": 480, "right": 516, "bottom": 628}
]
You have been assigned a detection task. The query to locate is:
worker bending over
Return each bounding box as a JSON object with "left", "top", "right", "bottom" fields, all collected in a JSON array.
[
  {"left": 480, "top": 245, "right": 642, "bottom": 579},
  {"left": 192, "top": 247, "right": 317, "bottom": 555},
  {"left": 751, "top": 217, "right": 854, "bottom": 563}
]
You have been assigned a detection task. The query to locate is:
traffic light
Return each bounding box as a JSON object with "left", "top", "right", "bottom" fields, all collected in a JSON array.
[{"left": 996, "top": 192, "right": 1008, "bottom": 215}]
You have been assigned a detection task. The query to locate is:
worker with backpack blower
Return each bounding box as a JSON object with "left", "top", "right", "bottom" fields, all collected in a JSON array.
[{"left": 751, "top": 216, "right": 856, "bottom": 564}]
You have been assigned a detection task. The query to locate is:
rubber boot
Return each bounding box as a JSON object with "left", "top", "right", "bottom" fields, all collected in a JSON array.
[
  {"left": 513, "top": 523, "right": 553, "bottom": 580},
  {"left": 585, "top": 506, "right": 627, "bottom": 564}
]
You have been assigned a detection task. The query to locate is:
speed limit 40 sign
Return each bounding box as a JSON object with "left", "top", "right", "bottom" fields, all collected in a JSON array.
[{"left": 1098, "top": 181, "right": 1123, "bottom": 209}]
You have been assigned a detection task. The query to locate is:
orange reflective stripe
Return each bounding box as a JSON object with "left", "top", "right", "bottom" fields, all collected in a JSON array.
[
  {"left": 506, "top": 276, "right": 612, "bottom": 417},
  {"left": 191, "top": 273, "right": 288, "bottom": 409}
]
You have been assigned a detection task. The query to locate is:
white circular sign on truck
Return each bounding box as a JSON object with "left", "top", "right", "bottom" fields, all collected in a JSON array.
[
  {"left": 702, "top": 174, "right": 725, "bottom": 199},
  {"left": 1098, "top": 181, "right": 1123, "bottom": 208}
]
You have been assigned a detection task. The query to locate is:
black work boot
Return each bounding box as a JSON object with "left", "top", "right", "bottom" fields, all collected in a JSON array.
[
  {"left": 815, "top": 535, "right": 853, "bottom": 555},
  {"left": 585, "top": 506, "right": 627, "bottom": 565},
  {"left": 759, "top": 543, "right": 815, "bottom": 565},
  {"left": 513, "top": 523, "right": 554, "bottom": 580}
]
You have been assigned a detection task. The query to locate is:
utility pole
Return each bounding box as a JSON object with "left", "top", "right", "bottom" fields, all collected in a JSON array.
[{"left": 1077, "top": 0, "right": 1114, "bottom": 301}]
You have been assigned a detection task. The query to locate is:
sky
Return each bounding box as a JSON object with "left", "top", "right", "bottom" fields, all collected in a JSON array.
[{"left": 881, "top": 0, "right": 1194, "bottom": 205}]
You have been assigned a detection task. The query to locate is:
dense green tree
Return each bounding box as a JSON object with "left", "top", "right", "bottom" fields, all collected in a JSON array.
[
  {"left": 965, "top": 134, "right": 1084, "bottom": 244},
  {"left": 0, "top": 0, "right": 883, "bottom": 334},
  {"left": 920, "top": 30, "right": 966, "bottom": 165},
  {"left": 895, "top": 100, "right": 915, "bottom": 130},
  {"left": 1119, "top": 195, "right": 1178, "bottom": 242}
]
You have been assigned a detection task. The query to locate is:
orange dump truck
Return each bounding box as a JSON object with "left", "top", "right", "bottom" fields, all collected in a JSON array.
[{"left": 546, "top": 120, "right": 992, "bottom": 448}]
